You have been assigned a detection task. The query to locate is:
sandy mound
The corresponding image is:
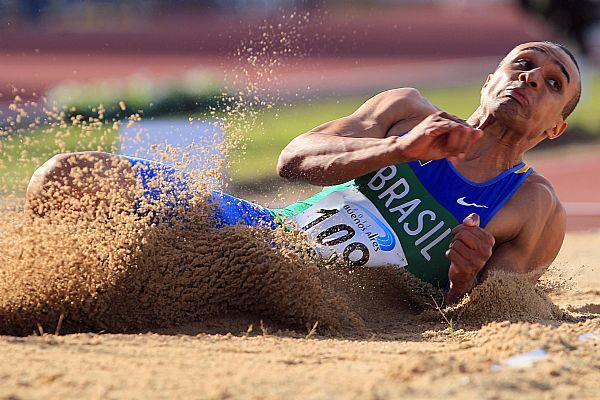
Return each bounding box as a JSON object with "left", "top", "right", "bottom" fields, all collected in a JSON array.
[
  {"left": 0, "top": 204, "right": 367, "bottom": 336},
  {"left": 0, "top": 202, "right": 575, "bottom": 338},
  {"left": 422, "top": 272, "right": 570, "bottom": 326}
]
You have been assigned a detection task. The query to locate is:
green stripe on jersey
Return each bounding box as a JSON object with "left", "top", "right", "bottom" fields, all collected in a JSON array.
[{"left": 270, "top": 181, "right": 354, "bottom": 220}]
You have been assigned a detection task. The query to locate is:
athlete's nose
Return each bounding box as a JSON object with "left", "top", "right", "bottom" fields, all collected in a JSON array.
[{"left": 518, "top": 69, "right": 541, "bottom": 89}]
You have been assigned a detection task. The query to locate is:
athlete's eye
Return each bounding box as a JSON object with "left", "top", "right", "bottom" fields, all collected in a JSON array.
[
  {"left": 515, "top": 59, "right": 533, "bottom": 69},
  {"left": 548, "top": 78, "right": 561, "bottom": 91}
]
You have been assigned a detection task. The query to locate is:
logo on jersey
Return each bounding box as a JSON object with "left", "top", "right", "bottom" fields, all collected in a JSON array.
[{"left": 456, "top": 197, "right": 488, "bottom": 208}]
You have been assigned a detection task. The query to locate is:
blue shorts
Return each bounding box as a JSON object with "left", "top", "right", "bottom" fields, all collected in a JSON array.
[{"left": 125, "top": 156, "right": 275, "bottom": 228}]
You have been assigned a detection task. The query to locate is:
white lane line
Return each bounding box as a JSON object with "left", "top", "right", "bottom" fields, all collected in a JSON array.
[{"left": 564, "top": 202, "right": 600, "bottom": 217}]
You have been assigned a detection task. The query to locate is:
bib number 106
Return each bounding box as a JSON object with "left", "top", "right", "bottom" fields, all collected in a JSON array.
[{"left": 301, "top": 208, "right": 369, "bottom": 266}]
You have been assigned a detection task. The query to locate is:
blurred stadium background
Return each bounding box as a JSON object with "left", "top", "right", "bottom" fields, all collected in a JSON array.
[{"left": 0, "top": 0, "right": 599, "bottom": 229}]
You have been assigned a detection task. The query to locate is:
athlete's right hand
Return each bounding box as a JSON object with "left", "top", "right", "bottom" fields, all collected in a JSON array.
[{"left": 396, "top": 111, "right": 484, "bottom": 162}]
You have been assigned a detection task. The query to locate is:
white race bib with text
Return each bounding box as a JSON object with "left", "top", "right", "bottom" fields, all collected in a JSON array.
[{"left": 288, "top": 186, "right": 408, "bottom": 267}]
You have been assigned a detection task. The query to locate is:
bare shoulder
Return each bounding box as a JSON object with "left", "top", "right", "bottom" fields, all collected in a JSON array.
[
  {"left": 491, "top": 171, "right": 566, "bottom": 244},
  {"left": 354, "top": 87, "right": 438, "bottom": 127},
  {"left": 517, "top": 173, "right": 564, "bottom": 216},
  {"left": 484, "top": 172, "right": 568, "bottom": 277}
]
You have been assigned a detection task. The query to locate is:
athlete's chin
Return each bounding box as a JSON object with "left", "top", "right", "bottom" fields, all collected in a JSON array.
[{"left": 492, "top": 102, "right": 531, "bottom": 130}]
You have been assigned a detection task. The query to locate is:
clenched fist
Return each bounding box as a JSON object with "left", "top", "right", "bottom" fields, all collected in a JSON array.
[
  {"left": 445, "top": 213, "right": 495, "bottom": 305},
  {"left": 398, "top": 111, "right": 484, "bottom": 162}
]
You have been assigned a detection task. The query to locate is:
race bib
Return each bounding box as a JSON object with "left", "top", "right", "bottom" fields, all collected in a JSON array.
[{"left": 288, "top": 186, "right": 408, "bottom": 268}]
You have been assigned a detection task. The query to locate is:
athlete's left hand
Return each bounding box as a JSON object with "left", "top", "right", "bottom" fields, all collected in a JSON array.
[{"left": 445, "top": 213, "right": 495, "bottom": 305}]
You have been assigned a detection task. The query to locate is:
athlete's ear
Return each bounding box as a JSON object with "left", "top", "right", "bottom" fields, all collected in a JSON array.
[
  {"left": 481, "top": 74, "right": 493, "bottom": 93},
  {"left": 547, "top": 120, "right": 567, "bottom": 140}
]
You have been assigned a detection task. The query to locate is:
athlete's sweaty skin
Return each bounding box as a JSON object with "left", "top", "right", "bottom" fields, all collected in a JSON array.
[{"left": 277, "top": 42, "right": 581, "bottom": 304}]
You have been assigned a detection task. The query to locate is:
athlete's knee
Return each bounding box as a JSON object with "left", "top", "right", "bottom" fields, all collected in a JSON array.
[
  {"left": 27, "top": 152, "right": 102, "bottom": 192},
  {"left": 25, "top": 151, "right": 123, "bottom": 216},
  {"left": 26, "top": 153, "right": 72, "bottom": 208}
]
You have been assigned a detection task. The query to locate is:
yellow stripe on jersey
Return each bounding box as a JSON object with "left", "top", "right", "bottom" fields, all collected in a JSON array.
[{"left": 514, "top": 163, "right": 531, "bottom": 174}]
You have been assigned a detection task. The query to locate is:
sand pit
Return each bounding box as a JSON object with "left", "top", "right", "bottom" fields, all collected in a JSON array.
[
  {"left": 0, "top": 234, "right": 598, "bottom": 399},
  {"left": 0, "top": 149, "right": 598, "bottom": 400},
  {"left": 0, "top": 180, "right": 599, "bottom": 399},
  {"left": 0, "top": 128, "right": 597, "bottom": 398}
]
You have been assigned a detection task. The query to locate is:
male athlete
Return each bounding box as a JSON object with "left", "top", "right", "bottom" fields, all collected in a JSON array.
[{"left": 26, "top": 41, "right": 581, "bottom": 305}]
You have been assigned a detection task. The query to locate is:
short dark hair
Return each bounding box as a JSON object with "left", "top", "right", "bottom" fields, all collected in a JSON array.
[{"left": 497, "top": 41, "right": 581, "bottom": 119}]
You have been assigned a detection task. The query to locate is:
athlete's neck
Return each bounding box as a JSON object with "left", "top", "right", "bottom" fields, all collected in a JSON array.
[{"left": 452, "top": 107, "right": 527, "bottom": 183}]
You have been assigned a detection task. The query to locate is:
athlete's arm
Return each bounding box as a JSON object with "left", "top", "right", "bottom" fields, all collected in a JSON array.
[
  {"left": 445, "top": 177, "right": 566, "bottom": 304},
  {"left": 277, "top": 88, "right": 483, "bottom": 186},
  {"left": 482, "top": 180, "right": 566, "bottom": 279}
]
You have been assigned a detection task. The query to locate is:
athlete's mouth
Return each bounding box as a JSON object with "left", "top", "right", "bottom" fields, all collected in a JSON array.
[{"left": 504, "top": 88, "right": 529, "bottom": 107}]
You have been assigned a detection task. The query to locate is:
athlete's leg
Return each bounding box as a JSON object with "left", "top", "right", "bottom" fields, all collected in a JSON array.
[
  {"left": 25, "top": 152, "right": 275, "bottom": 228},
  {"left": 110, "top": 156, "right": 275, "bottom": 227},
  {"left": 209, "top": 190, "right": 275, "bottom": 228}
]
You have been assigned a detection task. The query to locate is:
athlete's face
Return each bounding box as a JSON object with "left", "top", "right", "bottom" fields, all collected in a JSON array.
[{"left": 480, "top": 42, "right": 580, "bottom": 140}]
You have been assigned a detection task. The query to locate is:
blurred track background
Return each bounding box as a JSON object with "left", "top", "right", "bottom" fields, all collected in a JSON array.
[{"left": 0, "top": 0, "right": 599, "bottom": 230}]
